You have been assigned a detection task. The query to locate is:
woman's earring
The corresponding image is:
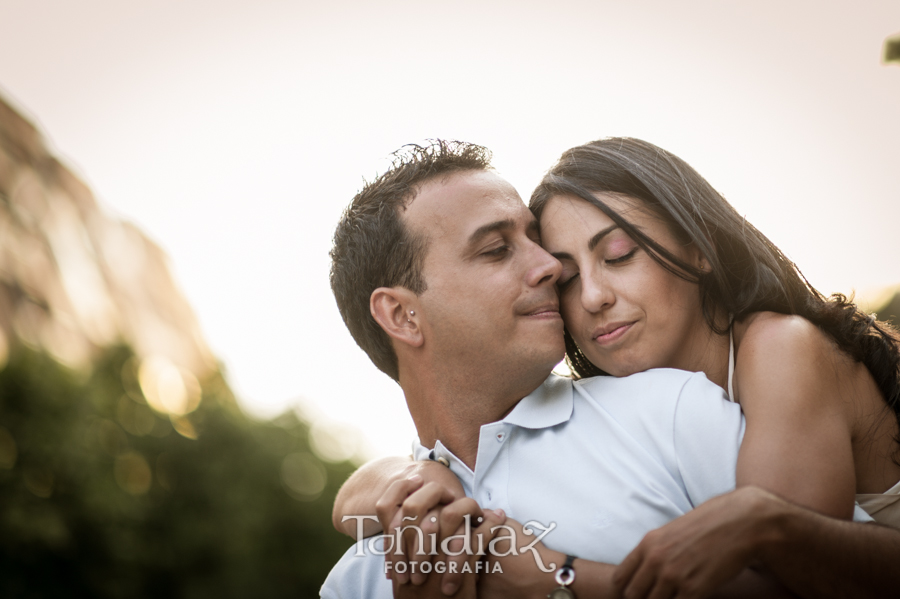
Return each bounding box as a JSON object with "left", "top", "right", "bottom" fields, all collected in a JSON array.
[{"left": 408, "top": 310, "right": 415, "bottom": 324}]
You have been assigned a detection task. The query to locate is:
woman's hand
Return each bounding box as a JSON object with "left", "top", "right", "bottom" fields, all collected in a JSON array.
[
  {"left": 387, "top": 495, "right": 506, "bottom": 597},
  {"left": 334, "top": 456, "right": 465, "bottom": 538},
  {"left": 612, "top": 486, "right": 785, "bottom": 599}
]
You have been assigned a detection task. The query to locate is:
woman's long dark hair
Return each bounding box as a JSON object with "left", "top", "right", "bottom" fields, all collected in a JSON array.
[{"left": 530, "top": 137, "right": 900, "bottom": 437}]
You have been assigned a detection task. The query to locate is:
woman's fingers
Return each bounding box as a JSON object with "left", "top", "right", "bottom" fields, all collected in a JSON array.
[
  {"left": 407, "top": 506, "right": 442, "bottom": 585},
  {"left": 376, "top": 475, "right": 424, "bottom": 533},
  {"left": 442, "top": 508, "right": 506, "bottom": 597},
  {"left": 389, "top": 481, "right": 460, "bottom": 585},
  {"left": 378, "top": 475, "right": 424, "bottom": 583},
  {"left": 436, "top": 499, "right": 484, "bottom": 593},
  {"left": 416, "top": 460, "right": 466, "bottom": 503}
]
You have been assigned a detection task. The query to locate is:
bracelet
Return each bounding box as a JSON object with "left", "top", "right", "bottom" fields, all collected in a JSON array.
[{"left": 547, "top": 555, "right": 576, "bottom": 599}]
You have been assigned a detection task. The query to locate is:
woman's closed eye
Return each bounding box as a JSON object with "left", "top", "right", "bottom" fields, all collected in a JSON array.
[
  {"left": 558, "top": 272, "right": 579, "bottom": 291},
  {"left": 605, "top": 248, "right": 637, "bottom": 265},
  {"left": 557, "top": 247, "right": 637, "bottom": 291}
]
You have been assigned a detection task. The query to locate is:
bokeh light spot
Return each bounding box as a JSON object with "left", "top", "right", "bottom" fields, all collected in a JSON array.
[
  {"left": 23, "top": 465, "right": 54, "bottom": 498},
  {"left": 138, "top": 356, "right": 201, "bottom": 416},
  {"left": 170, "top": 415, "right": 198, "bottom": 440},
  {"left": 155, "top": 452, "right": 176, "bottom": 491},
  {"left": 310, "top": 420, "right": 359, "bottom": 464},
  {"left": 114, "top": 451, "right": 152, "bottom": 495},
  {"left": 0, "top": 426, "right": 17, "bottom": 469},
  {"left": 94, "top": 419, "right": 128, "bottom": 456},
  {"left": 0, "top": 329, "right": 8, "bottom": 371},
  {"left": 280, "top": 452, "right": 326, "bottom": 501},
  {"left": 117, "top": 396, "right": 157, "bottom": 436}
]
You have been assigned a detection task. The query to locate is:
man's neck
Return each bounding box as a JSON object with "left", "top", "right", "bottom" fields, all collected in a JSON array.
[{"left": 399, "top": 360, "right": 545, "bottom": 470}]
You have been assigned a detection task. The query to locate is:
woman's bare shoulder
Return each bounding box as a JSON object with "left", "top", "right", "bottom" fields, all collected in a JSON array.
[
  {"left": 736, "top": 311, "right": 841, "bottom": 363},
  {"left": 734, "top": 311, "right": 861, "bottom": 413}
]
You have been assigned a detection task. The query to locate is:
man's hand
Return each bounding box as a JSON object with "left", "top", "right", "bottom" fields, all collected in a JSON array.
[
  {"left": 478, "top": 518, "right": 563, "bottom": 599},
  {"left": 391, "top": 504, "right": 506, "bottom": 598},
  {"left": 378, "top": 477, "right": 461, "bottom": 586},
  {"left": 378, "top": 472, "right": 506, "bottom": 593},
  {"left": 375, "top": 462, "right": 466, "bottom": 533},
  {"left": 612, "top": 486, "right": 785, "bottom": 599}
]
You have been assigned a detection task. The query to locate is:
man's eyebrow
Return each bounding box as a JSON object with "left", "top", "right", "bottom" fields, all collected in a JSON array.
[
  {"left": 550, "top": 224, "right": 619, "bottom": 261},
  {"left": 467, "top": 219, "right": 517, "bottom": 245}
]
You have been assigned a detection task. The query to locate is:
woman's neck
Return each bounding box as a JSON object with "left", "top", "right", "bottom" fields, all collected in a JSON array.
[{"left": 676, "top": 311, "right": 732, "bottom": 392}]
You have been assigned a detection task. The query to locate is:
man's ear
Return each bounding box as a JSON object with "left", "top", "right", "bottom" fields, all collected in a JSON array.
[{"left": 370, "top": 287, "right": 424, "bottom": 348}]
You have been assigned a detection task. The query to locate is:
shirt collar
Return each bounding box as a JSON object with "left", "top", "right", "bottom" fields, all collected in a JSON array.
[
  {"left": 412, "top": 373, "right": 575, "bottom": 459},
  {"left": 501, "top": 373, "right": 574, "bottom": 429}
]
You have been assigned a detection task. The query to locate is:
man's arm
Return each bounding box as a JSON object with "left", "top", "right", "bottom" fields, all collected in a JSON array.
[
  {"left": 614, "top": 486, "right": 900, "bottom": 599},
  {"left": 475, "top": 516, "right": 793, "bottom": 599},
  {"left": 760, "top": 491, "right": 900, "bottom": 599}
]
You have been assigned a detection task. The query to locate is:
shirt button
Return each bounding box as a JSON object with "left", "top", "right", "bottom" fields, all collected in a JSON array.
[
  {"left": 496, "top": 433, "right": 505, "bottom": 442},
  {"left": 436, "top": 456, "right": 450, "bottom": 467},
  {"left": 487, "top": 492, "right": 492, "bottom": 501}
]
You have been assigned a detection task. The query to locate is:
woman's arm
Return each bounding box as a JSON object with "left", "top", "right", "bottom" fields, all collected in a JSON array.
[
  {"left": 733, "top": 313, "right": 858, "bottom": 517},
  {"left": 332, "top": 455, "right": 465, "bottom": 538},
  {"left": 612, "top": 313, "right": 891, "bottom": 598}
]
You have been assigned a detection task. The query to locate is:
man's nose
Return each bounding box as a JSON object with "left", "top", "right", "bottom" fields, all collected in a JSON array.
[{"left": 526, "top": 244, "right": 562, "bottom": 288}]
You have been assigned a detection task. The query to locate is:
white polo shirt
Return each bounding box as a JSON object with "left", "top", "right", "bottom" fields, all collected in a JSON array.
[{"left": 321, "top": 368, "right": 745, "bottom": 598}]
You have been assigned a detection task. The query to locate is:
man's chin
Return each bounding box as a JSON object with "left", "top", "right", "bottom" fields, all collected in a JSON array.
[{"left": 533, "top": 346, "right": 567, "bottom": 376}]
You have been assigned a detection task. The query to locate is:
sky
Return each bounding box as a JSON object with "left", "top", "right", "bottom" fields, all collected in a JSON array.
[{"left": 1, "top": 0, "right": 899, "bottom": 459}]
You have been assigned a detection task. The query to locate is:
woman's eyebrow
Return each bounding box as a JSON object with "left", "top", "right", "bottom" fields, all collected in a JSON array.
[
  {"left": 588, "top": 225, "right": 619, "bottom": 251},
  {"left": 548, "top": 224, "right": 620, "bottom": 261}
]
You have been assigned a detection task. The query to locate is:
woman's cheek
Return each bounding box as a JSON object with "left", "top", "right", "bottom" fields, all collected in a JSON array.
[{"left": 560, "top": 298, "right": 586, "bottom": 335}]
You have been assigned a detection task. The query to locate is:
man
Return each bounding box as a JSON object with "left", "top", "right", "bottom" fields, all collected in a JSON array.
[
  {"left": 322, "top": 141, "right": 900, "bottom": 599},
  {"left": 324, "top": 140, "right": 762, "bottom": 598}
]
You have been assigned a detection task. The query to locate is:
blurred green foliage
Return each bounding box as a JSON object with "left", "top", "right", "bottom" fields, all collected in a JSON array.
[
  {"left": 0, "top": 344, "right": 356, "bottom": 598},
  {"left": 885, "top": 33, "right": 900, "bottom": 64},
  {"left": 873, "top": 291, "right": 900, "bottom": 328}
]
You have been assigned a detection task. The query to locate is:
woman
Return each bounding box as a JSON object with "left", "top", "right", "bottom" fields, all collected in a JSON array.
[
  {"left": 332, "top": 137, "right": 900, "bottom": 595},
  {"left": 530, "top": 137, "right": 900, "bottom": 524}
]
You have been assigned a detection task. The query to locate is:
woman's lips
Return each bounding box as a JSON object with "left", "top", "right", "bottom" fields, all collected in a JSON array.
[{"left": 592, "top": 322, "right": 634, "bottom": 345}]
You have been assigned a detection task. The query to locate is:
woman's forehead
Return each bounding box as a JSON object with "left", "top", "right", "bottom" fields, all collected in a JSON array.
[
  {"left": 538, "top": 192, "right": 676, "bottom": 249},
  {"left": 540, "top": 193, "right": 647, "bottom": 228}
]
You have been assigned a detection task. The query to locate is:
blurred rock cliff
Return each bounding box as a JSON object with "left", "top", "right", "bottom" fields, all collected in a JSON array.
[
  {"left": 0, "top": 95, "right": 214, "bottom": 380},
  {"left": 0, "top": 94, "right": 354, "bottom": 598}
]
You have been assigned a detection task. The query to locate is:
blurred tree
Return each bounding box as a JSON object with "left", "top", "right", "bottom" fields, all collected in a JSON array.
[
  {"left": 0, "top": 343, "right": 356, "bottom": 598},
  {"left": 885, "top": 31, "right": 900, "bottom": 64},
  {"left": 872, "top": 289, "right": 900, "bottom": 327}
]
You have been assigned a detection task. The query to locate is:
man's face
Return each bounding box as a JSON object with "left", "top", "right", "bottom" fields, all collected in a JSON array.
[{"left": 404, "top": 170, "right": 565, "bottom": 381}]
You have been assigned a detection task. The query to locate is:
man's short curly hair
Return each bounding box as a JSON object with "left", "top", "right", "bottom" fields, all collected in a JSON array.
[{"left": 329, "top": 140, "right": 493, "bottom": 381}]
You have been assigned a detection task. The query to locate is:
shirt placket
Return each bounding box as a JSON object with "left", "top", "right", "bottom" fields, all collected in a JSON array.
[{"left": 472, "top": 421, "right": 511, "bottom": 514}]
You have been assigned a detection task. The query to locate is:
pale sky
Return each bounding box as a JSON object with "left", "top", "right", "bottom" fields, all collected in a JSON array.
[{"left": 2, "top": 0, "right": 898, "bottom": 459}]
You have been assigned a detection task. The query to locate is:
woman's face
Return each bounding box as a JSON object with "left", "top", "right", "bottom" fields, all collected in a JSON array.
[{"left": 539, "top": 193, "right": 709, "bottom": 377}]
